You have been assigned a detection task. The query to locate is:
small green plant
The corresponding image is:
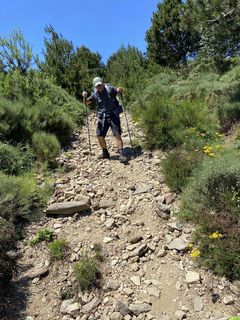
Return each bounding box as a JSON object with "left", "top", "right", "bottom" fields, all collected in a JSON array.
[
  {"left": 92, "top": 243, "right": 104, "bottom": 262},
  {"left": 74, "top": 255, "right": 100, "bottom": 291},
  {"left": 60, "top": 286, "right": 74, "bottom": 300},
  {"left": 29, "top": 228, "right": 55, "bottom": 246},
  {"left": 48, "top": 239, "right": 68, "bottom": 260},
  {"left": 228, "top": 317, "right": 240, "bottom": 320}
]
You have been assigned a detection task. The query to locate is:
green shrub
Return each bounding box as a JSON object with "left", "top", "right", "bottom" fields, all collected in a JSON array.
[
  {"left": 35, "top": 100, "right": 77, "bottom": 145},
  {"left": 218, "top": 102, "right": 240, "bottom": 131},
  {"left": 48, "top": 239, "right": 68, "bottom": 260},
  {"left": 32, "top": 131, "right": 60, "bottom": 166},
  {"left": 0, "top": 96, "right": 36, "bottom": 142},
  {"left": 29, "top": 228, "right": 55, "bottom": 246},
  {"left": 0, "top": 172, "right": 49, "bottom": 223},
  {"left": 74, "top": 256, "right": 100, "bottom": 291},
  {"left": 137, "top": 96, "right": 218, "bottom": 150},
  {"left": 180, "top": 151, "right": 240, "bottom": 280},
  {"left": 181, "top": 151, "right": 240, "bottom": 220},
  {"left": 0, "top": 71, "right": 84, "bottom": 146},
  {"left": 139, "top": 95, "right": 178, "bottom": 149},
  {"left": 0, "top": 142, "right": 33, "bottom": 175},
  {"left": 0, "top": 173, "right": 49, "bottom": 290},
  {"left": 163, "top": 148, "right": 204, "bottom": 193},
  {"left": 192, "top": 230, "right": 240, "bottom": 281}
]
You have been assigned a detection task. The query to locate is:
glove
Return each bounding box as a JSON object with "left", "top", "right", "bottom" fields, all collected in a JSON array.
[{"left": 82, "top": 91, "right": 88, "bottom": 98}]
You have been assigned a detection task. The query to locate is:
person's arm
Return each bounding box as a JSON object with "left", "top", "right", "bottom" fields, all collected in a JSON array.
[
  {"left": 82, "top": 91, "right": 94, "bottom": 106},
  {"left": 107, "top": 86, "right": 124, "bottom": 96},
  {"left": 117, "top": 87, "right": 124, "bottom": 94}
]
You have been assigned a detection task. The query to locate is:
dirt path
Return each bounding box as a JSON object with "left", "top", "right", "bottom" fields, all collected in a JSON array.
[{"left": 4, "top": 112, "right": 239, "bottom": 320}]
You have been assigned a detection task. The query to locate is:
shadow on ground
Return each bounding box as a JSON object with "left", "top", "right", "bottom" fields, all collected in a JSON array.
[
  {"left": 0, "top": 260, "right": 32, "bottom": 320},
  {"left": 109, "top": 146, "right": 143, "bottom": 164}
]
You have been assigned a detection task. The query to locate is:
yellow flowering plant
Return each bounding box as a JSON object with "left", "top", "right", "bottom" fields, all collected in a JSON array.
[
  {"left": 209, "top": 231, "right": 223, "bottom": 239},
  {"left": 190, "top": 248, "right": 201, "bottom": 258},
  {"left": 188, "top": 242, "right": 201, "bottom": 258}
]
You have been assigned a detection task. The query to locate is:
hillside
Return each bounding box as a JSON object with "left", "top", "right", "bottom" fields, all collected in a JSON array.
[{"left": 1, "top": 113, "right": 239, "bottom": 320}]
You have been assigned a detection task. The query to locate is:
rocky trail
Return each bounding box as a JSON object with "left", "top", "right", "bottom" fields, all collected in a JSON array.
[{"left": 3, "top": 112, "right": 239, "bottom": 320}]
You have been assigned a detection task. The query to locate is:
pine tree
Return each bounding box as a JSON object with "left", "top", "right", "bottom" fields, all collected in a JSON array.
[
  {"left": 41, "top": 25, "right": 74, "bottom": 89},
  {"left": 192, "top": 0, "right": 240, "bottom": 57},
  {"left": 41, "top": 26, "right": 105, "bottom": 98},
  {"left": 0, "top": 30, "right": 35, "bottom": 73},
  {"left": 146, "top": 0, "right": 200, "bottom": 68}
]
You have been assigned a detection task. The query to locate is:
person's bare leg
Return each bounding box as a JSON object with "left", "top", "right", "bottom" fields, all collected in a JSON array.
[
  {"left": 114, "top": 134, "right": 123, "bottom": 150},
  {"left": 97, "top": 136, "right": 110, "bottom": 159},
  {"left": 97, "top": 136, "right": 107, "bottom": 149},
  {"left": 115, "top": 134, "right": 127, "bottom": 162}
]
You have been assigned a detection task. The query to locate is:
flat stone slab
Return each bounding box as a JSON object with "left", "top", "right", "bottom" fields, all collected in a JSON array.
[
  {"left": 167, "top": 238, "right": 188, "bottom": 251},
  {"left": 81, "top": 297, "right": 101, "bottom": 313},
  {"left": 46, "top": 198, "right": 90, "bottom": 215},
  {"left": 134, "top": 184, "right": 153, "bottom": 195},
  {"left": 129, "top": 303, "right": 151, "bottom": 315},
  {"left": 186, "top": 271, "right": 200, "bottom": 284}
]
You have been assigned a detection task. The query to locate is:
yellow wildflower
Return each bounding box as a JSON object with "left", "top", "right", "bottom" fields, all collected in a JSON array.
[
  {"left": 190, "top": 249, "right": 201, "bottom": 258},
  {"left": 209, "top": 231, "right": 223, "bottom": 239},
  {"left": 188, "top": 243, "right": 194, "bottom": 249},
  {"left": 215, "top": 132, "right": 223, "bottom": 137},
  {"left": 208, "top": 153, "right": 215, "bottom": 156}
]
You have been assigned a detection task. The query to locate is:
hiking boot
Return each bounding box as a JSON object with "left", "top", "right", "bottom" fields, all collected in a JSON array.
[
  {"left": 119, "top": 153, "right": 128, "bottom": 163},
  {"left": 98, "top": 148, "right": 110, "bottom": 159}
]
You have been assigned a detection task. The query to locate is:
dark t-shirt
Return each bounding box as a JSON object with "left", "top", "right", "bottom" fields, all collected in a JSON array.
[{"left": 90, "top": 85, "right": 118, "bottom": 114}]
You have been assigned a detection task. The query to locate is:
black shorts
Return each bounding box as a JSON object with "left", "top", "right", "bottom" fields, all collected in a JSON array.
[{"left": 96, "top": 112, "right": 122, "bottom": 137}]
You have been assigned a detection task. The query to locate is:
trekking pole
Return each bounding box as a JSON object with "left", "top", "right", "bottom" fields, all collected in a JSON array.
[
  {"left": 83, "top": 96, "right": 92, "bottom": 157},
  {"left": 119, "top": 93, "right": 134, "bottom": 155}
]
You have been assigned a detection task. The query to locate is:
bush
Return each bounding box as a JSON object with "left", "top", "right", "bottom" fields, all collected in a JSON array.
[
  {"left": 0, "top": 142, "right": 33, "bottom": 175},
  {"left": 163, "top": 148, "right": 204, "bottom": 193},
  {"left": 48, "top": 239, "right": 68, "bottom": 260},
  {"left": 0, "top": 71, "right": 85, "bottom": 146},
  {"left": 137, "top": 96, "right": 219, "bottom": 150},
  {"left": 218, "top": 102, "right": 240, "bottom": 132},
  {"left": 35, "top": 100, "right": 77, "bottom": 145},
  {"left": 0, "top": 172, "right": 48, "bottom": 223},
  {"left": 32, "top": 131, "right": 60, "bottom": 166},
  {"left": 74, "top": 255, "right": 100, "bottom": 291},
  {"left": 180, "top": 151, "right": 240, "bottom": 280},
  {"left": 0, "top": 173, "right": 49, "bottom": 290},
  {"left": 192, "top": 230, "right": 240, "bottom": 281},
  {"left": 0, "top": 96, "right": 36, "bottom": 142},
  {"left": 29, "top": 228, "right": 55, "bottom": 246}
]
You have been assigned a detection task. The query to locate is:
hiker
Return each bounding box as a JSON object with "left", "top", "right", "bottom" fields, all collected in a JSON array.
[{"left": 82, "top": 77, "right": 127, "bottom": 162}]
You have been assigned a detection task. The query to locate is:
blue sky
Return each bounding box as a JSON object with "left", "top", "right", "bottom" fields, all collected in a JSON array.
[{"left": 1, "top": 0, "right": 160, "bottom": 63}]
